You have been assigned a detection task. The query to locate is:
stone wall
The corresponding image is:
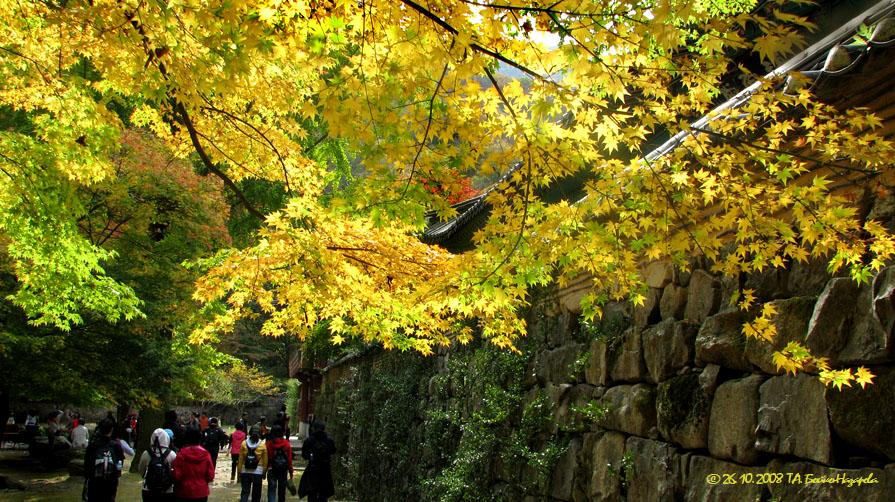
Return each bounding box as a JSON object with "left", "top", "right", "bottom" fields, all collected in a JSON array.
[
  {"left": 542, "top": 258, "right": 895, "bottom": 501},
  {"left": 314, "top": 256, "right": 895, "bottom": 501}
]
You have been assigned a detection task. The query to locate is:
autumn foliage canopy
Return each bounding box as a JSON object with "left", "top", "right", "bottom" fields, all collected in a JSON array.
[{"left": 1, "top": 0, "right": 892, "bottom": 388}]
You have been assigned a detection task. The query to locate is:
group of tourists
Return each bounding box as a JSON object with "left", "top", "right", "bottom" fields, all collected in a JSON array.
[
  {"left": 81, "top": 409, "right": 336, "bottom": 502},
  {"left": 9, "top": 409, "right": 127, "bottom": 456}
]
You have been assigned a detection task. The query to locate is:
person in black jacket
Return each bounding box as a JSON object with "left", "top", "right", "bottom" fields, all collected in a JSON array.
[
  {"left": 201, "top": 417, "right": 229, "bottom": 467},
  {"left": 84, "top": 418, "right": 125, "bottom": 502},
  {"left": 298, "top": 421, "right": 336, "bottom": 502},
  {"left": 162, "top": 410, "right": 185, "bottom": 449}
]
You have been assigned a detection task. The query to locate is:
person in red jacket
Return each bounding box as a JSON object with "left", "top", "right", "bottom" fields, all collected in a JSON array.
[
  {"left": 173, "top": 427, "right": 215, "bottom": 502},
  {"left": 265, "top": 425, "right": 293, "bottom": 502},
  {"left": 229, "top": 422, "right": 247, "bottom": 482}
]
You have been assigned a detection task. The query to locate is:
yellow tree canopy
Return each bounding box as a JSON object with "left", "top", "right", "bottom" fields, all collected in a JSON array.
[{"left": 1, "top": 0, "right": 893, "bottom": 375}]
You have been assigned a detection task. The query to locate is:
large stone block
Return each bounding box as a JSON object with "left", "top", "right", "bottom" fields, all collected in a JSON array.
[
  {"left": 546, "top": 310, "right": 574, "bottom": 348},
  {"left": 659, "top": 283, "right": 688, "bottom": 321},
  {"left": 695, "top": 310, "right": 756, "bottom": 372},
  {"left": 826, "top": 365, "right": 895, "bottom": 462},
  {"left": 684, "top": 270, "right": 722, "bottom": 323},
  {"left": 745, "top": 296, "right": 816, "bottom": 374},
  {"left": 599, "top": 384, "right": 657, "bottom": 437},
  {"left": 839, "top": 267, "right": 895, "bottom": 364},
  {"left": 805, "top": 278, "right": 860, "bottom": 360},
  {"left": 766, "top": 460, "right": 895, "bottom": 502},
  {"left": 584, "top": 338, "right": 610, "bottom": 386},
  {"left": 685, "top": 455, "right": 764, "bottom": 502},
  {"left": 536, "top": 343, "right": 585, "bottom": 386},
  {"left": 787, "top": 255, "right": 835, "bottom": 297},
  {"left": 563, "top": 384, "right": 602, "bottom": 432},
  {"left": 645, "top": 261, "right": 674, "bottom": 289},
  {"left": 755, "top": 374, "right": 833, "bottom": 465},
  {"left": 632, "top": 287, "right": 662, "bottom": 327},
  {"left": 708, "top": 375, "right": 763, "bottom": 464},
  {"left": 625, "top": 437, "right": 683, "bottom": 502},
  {"left": 584, "top": 431, "right": 627, "bottom": 502},
  {"left": 544, "top": 383, "right": 573, "bottom": 434},
  {"left": 657, "top": 372, "right": 710, "bottom": 449},
  {"left": 599, "top": 301, "right": 631, "bottom": 335},
  {"left": 608, "top": 328, "right": 648, "bottom": 383},
  {"left": 744, "top": 266, "right": 789, "bottom": 302},
  {"left": 549, "top": 437, "right": 582, "bottom": 501},
  {"left": 642, "top": 320, "right": 699, "bottom": 383},
  {"left": 560, "top": 284, "right": 590, "bottom": 315}
]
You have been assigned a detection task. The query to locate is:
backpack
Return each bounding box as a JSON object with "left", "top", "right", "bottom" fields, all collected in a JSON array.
[
  {"left": 244, "top": 444, "right": 259, "bottom": 470},
  {"left": 92, "top": 441, "right": 119, "bottom": 479},
  {"left": 201, "top": 428, "right": 219, "bottom": 451},
  {"left": 271, "top": 446, "right": 289, "bottom": 472},
  {"left": 144, "top": 446, "right": 173, "bottom": 492},
  {"left": 310, "top": 436, "right": 331, "bottom": 464}
]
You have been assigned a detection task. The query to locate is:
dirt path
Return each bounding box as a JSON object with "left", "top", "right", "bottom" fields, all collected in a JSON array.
[{"left": 0, "top": 449, "right": 348, "bottom": 501}]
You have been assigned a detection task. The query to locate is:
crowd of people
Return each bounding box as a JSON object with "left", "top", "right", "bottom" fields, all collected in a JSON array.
[
  {"left": 6, "top": 409, "right": 127, "bottom": 455},
  {"left": 72, "top": 409, "right": 336, "bottom": 502}
]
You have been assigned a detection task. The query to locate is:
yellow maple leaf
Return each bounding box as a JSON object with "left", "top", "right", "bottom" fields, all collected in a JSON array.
[
  {"left": 772, "top": 351, "right": 799, "bottom": 375},
  {"left": 855, "top": 366, "right": 875, "bottom": 389}
]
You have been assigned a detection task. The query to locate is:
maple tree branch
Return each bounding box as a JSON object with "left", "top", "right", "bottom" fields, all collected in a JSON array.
[
  {"left": 457, "top": 0, "right": 584, "bottom": 15},
  {"left": 200, "top": 102, "right": 293, "bottom": 195},
  {"left": 689, "top": 126, "right": 880, "bottom": 174},
  {"left": 399, "top": 0, "right": 549, "bottom": 82},
  {"left": 173, "top": 102, "right": 266, "bottom": 221},
  {"left": 307, "top": 132, "right": 330, "bottom": 153},
  {"left": 474, "top": 154, "right": 533, "bottom": 287},
  {"left": 484, "top": 67, "right": 517, "bottom": 120},
  {"left": 194, "top": 129, "right": 264, "bottom": 179},
  {"left": 96, "top": 216, "right": 133, "bottom": 247},
  {"left": 123, "top": 9, "right": 268, "bottom": 222},
  {"left": 643, "top": 154, "right": 710, "bottom": 259},
  {"left": 402, "top": 60, "right": 452, "bottom": 199}
]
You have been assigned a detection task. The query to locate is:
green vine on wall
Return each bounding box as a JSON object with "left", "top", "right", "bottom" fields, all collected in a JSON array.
[{"left": 327, "top": 335, "right": 568, "bottom": 502}]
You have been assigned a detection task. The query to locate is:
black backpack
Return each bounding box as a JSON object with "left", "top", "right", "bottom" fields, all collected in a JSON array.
[
  {"left": 92, "top": 441, "right": 119, "bottom": 479},
  {"left": 201, "top": 428, "right": 218, "bottom": 451},
  {"left": 271, "top": 447, "right": 289, "bottom": 472},
  {"left": 310, "top": 436, "right": 331, "bottom": 464},
  {"left": 244, "top": 444, "right": 259, "bottom": 470},
  {"left": 144, "top": 445, "right": 173, "bottom": 492}
]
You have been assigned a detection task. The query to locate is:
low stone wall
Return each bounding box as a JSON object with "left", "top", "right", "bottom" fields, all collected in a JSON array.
[
  {"left": 537, "top": 258, "right": 895, "bottom": 501},
  {"left": 314, "top": 258, "right": 895, "bottom": 501}
]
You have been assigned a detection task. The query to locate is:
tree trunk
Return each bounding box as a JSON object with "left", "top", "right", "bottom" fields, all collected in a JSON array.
[
  {"left": 129, "top": 408, "right": 164, "bottom": 473},
  {"left": 0, "top": 381, "right": 10, "bottom": 431}
]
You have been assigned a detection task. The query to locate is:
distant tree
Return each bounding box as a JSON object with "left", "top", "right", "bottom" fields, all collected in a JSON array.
[{"left": 198, "top": 360, "right": 280, "bottom": 416}]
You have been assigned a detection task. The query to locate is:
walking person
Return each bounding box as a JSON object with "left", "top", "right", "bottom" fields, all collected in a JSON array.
[
  {"left": 23, "top": 409, "right": 39, "bottom": 453},
  {"left": 256, "top": 416, "right": 268, "bottom": 439},
  {"left": 238, "top": 425, "right": 268, "bottom": 502},
  {"left": 200, "top": 417, "right": 229, "bottom": 468},
  {"left": 266, "top": 425, "right": 293, "bottom": 502},
  {"left": 83, "top": 418, "right": 125, "bottom": 502},
  {"left": 138, "top": 428, "right": 177, "bottom": 502},
  {"left": 172, "top": 427, "right": 214, "bottom": 502},
  {"left": 230, "top": 421, "right": 247, "bottom": 482},
  {"left": 298, "top": 421, "right": 336, "bottom": 502}
]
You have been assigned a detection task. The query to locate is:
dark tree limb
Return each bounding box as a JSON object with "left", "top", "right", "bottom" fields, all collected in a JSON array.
[{"left": 173, "top": 102, "right": 267, "bottom": 221}]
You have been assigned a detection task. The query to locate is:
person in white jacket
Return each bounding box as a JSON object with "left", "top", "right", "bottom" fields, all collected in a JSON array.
[
  {"left": 137, "top": 428, "right": 177, "bottom": 502},
  {"left": 70, "top": 423, "right": 89, "bottom": 448}
]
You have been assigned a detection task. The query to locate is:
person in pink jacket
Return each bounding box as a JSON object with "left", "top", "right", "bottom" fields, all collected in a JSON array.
[
  {"left": 230, "top": 421, "right": 247, "bottom": 481},
  {"left": 172, "top": 427, "right": 214, "bottom": 502}
]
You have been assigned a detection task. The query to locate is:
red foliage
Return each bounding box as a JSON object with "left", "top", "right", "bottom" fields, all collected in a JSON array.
[{"left": 419, "top": 169, "right": 479, "bottom": 204}]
